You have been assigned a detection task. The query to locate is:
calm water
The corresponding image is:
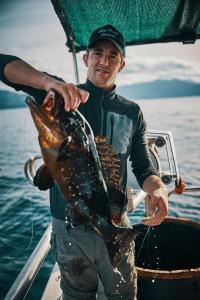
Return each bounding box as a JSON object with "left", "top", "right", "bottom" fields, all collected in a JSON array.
[{"left": 0, "top": 96, "right": 199, "bottom": 299}]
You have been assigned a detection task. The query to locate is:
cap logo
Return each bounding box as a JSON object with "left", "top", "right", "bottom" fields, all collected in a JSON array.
[
  {"left": 98, "top": 28, "right": 119, "bottom": 36},
  {"left": 100, "top": 32, "right": 116, "bottom": 38}
]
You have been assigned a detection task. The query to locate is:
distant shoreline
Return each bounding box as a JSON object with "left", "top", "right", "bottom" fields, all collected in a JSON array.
[
  {"left": 0, "top": 95, "right": 199, "bottom": 110},
  {"left": 1, "top": 78, "right": 200, "bottom": 109}
]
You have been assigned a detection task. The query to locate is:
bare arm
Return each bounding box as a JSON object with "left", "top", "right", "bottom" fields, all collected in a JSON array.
[
  {"left": 141, "top": 175, "right": 168, "bottom": 226},
  {"left": 4, "top": 58, "right": 89, "bottom": 111}
]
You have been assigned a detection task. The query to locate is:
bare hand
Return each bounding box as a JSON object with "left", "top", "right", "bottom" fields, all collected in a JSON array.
[
  {"left": 141, "top": 188, "right": 168, "bottom": 226},
  {"left": 44, "top": 78, "right": 89, "bottom": 111}
]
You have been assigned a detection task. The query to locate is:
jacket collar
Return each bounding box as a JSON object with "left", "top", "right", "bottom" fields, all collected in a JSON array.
[{"left": 85, "top": 79, "right": 116, "bottom": 99}]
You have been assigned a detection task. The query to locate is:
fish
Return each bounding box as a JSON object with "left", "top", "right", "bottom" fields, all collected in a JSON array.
[{"left": 26, "top": 89, "right": 138, "bottom": 267}]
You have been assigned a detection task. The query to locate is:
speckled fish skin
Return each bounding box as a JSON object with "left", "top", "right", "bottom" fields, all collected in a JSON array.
[
  {"left": 26, "top": 90, "right": 138, "bottom": 267},
  {"left": 95, "top": 136, "right": 126, "bottom": 224}
]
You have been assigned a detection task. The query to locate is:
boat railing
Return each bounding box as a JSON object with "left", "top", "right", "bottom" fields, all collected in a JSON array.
[{"left": 4, "top": 224, "right": 51, "bottom": 300}]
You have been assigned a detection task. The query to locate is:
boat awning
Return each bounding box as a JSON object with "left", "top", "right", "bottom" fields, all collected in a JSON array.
[{"left": 51, "top": 0, "right": 200, "bottom": 52}]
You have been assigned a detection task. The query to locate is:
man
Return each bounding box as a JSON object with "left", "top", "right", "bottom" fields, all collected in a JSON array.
[{"left": 0, "top": 25, "right": 168, "bottom": 299}]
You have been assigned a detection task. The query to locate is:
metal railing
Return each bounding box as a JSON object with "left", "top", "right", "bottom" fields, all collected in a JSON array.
[{"left": 4, "top": 224, "right": 51, "bottom": 300}]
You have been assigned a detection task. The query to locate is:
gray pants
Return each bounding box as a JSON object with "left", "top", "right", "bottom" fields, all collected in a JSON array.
[{"left": 51, "top": 216, "right": 137, "bottom": 300}]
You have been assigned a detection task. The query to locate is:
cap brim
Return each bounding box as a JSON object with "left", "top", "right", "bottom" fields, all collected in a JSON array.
[{"left": 88, "top": 37, "right": 125, "bottom": 55}]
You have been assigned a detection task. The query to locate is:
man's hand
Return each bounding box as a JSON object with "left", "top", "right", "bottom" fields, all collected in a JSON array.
[
  {"left": 4, "top": 58, "right": 89, "bottom": 111},
  {"left": 44, "top": 79, "right": 89, "bottom": 111},
  {"left": 141, "top": 175, "right": 168, "bottom": 226}
]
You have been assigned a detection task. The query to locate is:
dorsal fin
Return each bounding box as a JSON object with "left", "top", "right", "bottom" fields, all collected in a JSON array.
[{"left": 95, "top": 136, "right": 126, "bottom": 223}]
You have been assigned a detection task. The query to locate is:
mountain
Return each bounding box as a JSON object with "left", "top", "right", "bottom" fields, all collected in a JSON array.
[
  {"left": 0, "top": 79, "right": 200, "bottom": 109},
  {"left": 117, "top": 79, "right": 200, "bottom": 99},
  {"left": 0, "top": 90, "right": 26, "bottom": 109}
]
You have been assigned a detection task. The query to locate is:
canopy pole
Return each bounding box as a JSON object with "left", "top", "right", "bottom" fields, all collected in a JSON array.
[
  {"left": 51, "top": 1, "right": 80, "bottom": 84},
  {"left": 70, "top": 39, "right": 80, "bottom": 85}
]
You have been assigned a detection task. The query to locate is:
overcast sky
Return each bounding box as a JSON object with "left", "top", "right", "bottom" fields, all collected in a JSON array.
[{"left": 1, "top": 0, "right": 200, "bottom": 90}]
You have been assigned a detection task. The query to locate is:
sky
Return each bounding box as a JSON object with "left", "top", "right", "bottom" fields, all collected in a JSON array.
[{"left": 0, "top": 0, "right": 200, "bottom": 90}]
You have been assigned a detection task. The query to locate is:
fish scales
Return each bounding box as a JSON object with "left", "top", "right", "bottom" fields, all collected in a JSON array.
[{"left": 95, "top": 137, "right": 126, "bottom": 224}]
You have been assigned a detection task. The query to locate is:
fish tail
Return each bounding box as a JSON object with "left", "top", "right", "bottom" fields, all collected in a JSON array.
[{"left": 90, "top": 215, "right": 139, "bottom": 267}]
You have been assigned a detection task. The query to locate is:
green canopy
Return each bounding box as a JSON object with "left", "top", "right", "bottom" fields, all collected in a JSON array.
[{"left": 51, "top": 0, "right": 200, "bottom": 52}]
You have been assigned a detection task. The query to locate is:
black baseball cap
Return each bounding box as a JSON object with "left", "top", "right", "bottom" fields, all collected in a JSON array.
[{"left": 87, "top": 24, "right": 125, "bottom": 56}]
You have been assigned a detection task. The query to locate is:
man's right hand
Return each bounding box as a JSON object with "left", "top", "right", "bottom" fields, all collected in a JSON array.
[
  {"left": 4, "top": 57, "right": 89, "bottom": 111},
  {"left": 44, "top": 79, "right": 89, "bottom": 111}
]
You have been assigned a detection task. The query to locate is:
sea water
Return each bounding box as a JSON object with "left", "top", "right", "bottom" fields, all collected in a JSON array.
[{"left": 0, "top": 96, "right": 199, "bottom": 299}]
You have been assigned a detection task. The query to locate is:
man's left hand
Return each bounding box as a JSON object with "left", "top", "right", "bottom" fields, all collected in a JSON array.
[{"left": 141, "top": 175, "right": 168, "bottom": 226}]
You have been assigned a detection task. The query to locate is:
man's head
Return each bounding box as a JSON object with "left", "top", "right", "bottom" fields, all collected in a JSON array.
[{"left": 83, "top": 25, "right": 126, "bottom": 90}]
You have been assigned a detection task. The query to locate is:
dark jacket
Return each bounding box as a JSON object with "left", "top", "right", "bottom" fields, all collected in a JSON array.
[{"left": 0, "top": 54, "right": 157, "bottom": 220}]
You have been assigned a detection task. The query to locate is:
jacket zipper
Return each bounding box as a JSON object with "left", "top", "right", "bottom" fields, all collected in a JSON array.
[
  {"left": 100, "top": 94, "right": 104, "bottom": 136},
  {"left": 110, "top": 115, "right": 114, "bottom": 145}
]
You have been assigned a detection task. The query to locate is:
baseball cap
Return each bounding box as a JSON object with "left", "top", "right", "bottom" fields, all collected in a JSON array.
[{"left": 87, "top": 24, "right": 125, "bottom": 56}]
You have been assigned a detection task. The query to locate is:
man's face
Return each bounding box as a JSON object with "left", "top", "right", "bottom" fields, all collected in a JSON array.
[{"left": 83, "top": 40, "right": 125, "bottom": 90}]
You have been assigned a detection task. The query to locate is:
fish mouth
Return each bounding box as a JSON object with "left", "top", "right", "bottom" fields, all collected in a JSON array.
[
  {"left": 26, "top": 97, "right": 52, "bottom": 130},
  {"left": 26, "top": 96, "right": 65, "bottom": 141}
]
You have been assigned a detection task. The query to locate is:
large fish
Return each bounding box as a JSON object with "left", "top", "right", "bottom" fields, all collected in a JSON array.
[{"left": 26, "top": 90, "right": 138, "bottom": 267}]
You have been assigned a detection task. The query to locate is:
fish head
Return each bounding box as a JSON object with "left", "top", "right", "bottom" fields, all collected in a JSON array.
[{"left": 26, "top": 90, "right": 89, "bottom": 163}]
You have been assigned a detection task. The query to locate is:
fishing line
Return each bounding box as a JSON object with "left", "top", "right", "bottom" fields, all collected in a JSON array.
[
  {"left": 21, "top": 107, "right": 36, "bottom": 250},
  {"left": 136, "top": 208, "right": 157, "bottom": 263},
  {"left": 0, "top": 177, "right": 26, "bottom": 203},
  {"left": 0, "top": 192, "right": 34, "bottom": 250},
  {"left": 0, "top": 110, "right": 31, "bottom": 202},
  {"left": 0, "top": 108, "right": 35, "bottom": 251},
  {"left": 24, "top": 104, "right": 39, "bottom": 156},
  {"left": 136, "top": 225, "right": 151, "bottom": 262}
]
